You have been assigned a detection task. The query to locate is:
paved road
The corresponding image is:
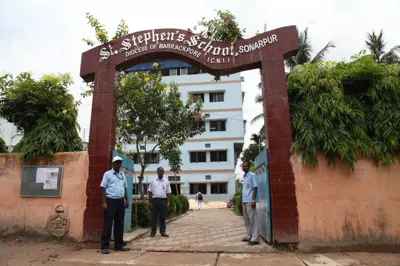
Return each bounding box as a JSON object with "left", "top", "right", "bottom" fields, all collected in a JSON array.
[
  {"left": 4, "top": 208, "right": 398, "bottom": 265},
  {"left": 127, "top": 208, "right": 275, "bottom": 253}
]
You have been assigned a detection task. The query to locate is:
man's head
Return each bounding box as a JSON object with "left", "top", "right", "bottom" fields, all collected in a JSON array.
[
  {"left": 112, "top": 156, "right": 123, "bottom": 172},
  {"left": 157, "top": 167, "right": 164, "bottom": 178},
  {"left": 241, "top": 161, "right": 251, "bottom": 173}
]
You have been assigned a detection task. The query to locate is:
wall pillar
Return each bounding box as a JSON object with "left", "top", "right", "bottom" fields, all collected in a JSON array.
[
  {"left": 83, "top": 68, "right": 118, "bottom": 241},
  {"left": 261, "top": 60, "right": 299, "bottom": 243}
]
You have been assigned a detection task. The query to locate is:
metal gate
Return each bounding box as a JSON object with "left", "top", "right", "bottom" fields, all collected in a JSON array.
[{"left": 254, "top": 148, "right": 272, "bottom": 243}]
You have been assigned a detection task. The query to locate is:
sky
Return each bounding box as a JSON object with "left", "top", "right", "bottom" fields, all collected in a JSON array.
[{"left": 1, "top": 0, "right": 400, "bottom": 174}]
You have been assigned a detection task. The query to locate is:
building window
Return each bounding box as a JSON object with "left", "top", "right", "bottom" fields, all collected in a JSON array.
[
  {"left": 168, "top": 176, "right": 181, "bottom": 196},
  {"left": 209, "top": 92, "right": 224, "bottom": 102},
  {"left": 133, "top": 183, "right": 149, "bottom": 195},
  {"left": 210, "top": 151, "right": 227, "bottom": 162},
  {"left": 190, "top": 183, "right": 207, "bottom": 194},
  {"left": 190, "top": 152, "right": 206, "bottom": 163},
  {"left": 168, "top": 176, "right": 181, "bottom": 182},
  {"left": 169, "top": 69, "right": 178, "bottom": 76},
  {"left": 211, "top": 183, "right": 227, "bottom": 194},
  {"left": 188, "top": 66, "right": 203, "bottom": 75},
  {"left": 180, "top": 68, "right": 188, "bottom": 75},
  {"left": 133, "top": 153, "right": 160, "bottom": 164},
  {"left": 191, "top": 121, "right": 205, "bottom": 131},
  {"left": 210, "top": 120, "right": 226, "bottom": 131},
  {"left": 205, "top": 175, "right": 211, "bottom": 180},
  {"left": 191, "top": 93, "right": 204, "bottom": 103}
]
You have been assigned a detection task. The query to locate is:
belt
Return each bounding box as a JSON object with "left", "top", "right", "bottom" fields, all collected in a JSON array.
[
  {"left": 152, "top": 198, "right": 167, "bottom": 200},
  {"left": 107, "top": 197, "right": 124, "bottom": 200}
]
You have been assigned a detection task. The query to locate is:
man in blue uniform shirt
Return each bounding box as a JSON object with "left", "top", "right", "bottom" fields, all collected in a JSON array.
[
  {"left": 100, "top": 156, "right": 130, "bottom": 254},
  {"left": 241, "top": 161, "right": 260, "bottom": 245}
]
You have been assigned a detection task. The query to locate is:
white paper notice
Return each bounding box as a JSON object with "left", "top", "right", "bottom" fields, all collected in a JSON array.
[{"left": 36, "top": 168, "right": 59, "bottom": 190}]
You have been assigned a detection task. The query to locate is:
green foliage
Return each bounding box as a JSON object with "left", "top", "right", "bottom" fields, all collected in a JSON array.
[
  {"left": 177, "top": 195, "right": 189, "bottom": 213},
  {"left": 174, "top": 195, "right": 182, "bottom": 214},
  {"left": 168, "top": 195, "right": 177, "bottom": 215},
  {"left": 83, "top": 12, "right": 129, "bottom": 46},
  {"left": 196, "top": 10, "right": 246, "bottom": 43},
  {"left": 241, "top": 134, "right": 264, "bottom": 164},
  {"left": 285, "top": 28, "right": 335, "bottom": 71},
  {"left": 0, "top": 73, "right": 82, "bottom": 160},
  {"left": 365, "top": 30, "right": 400, "bottom": 65},
  {"left": 0, "top": 137, "right": 8, "bottom": 153},
  {"left": 232, "top": 192, "right": 243, "bottom": 215},
  {"left": 288, "top": 52, "right": 400, "bottom": 169},
  {"left": 131, "top": 200, "right": 151, "bottom": 228},
  {"left": 195, "top": 9, "right": 246, "bottom": 81}
]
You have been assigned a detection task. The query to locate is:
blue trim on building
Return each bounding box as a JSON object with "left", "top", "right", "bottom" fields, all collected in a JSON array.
[{"left": 125, "top": 60, "right": 191, "bottom": 72}]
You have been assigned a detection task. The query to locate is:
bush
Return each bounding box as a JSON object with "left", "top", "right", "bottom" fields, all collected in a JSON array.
[
  {"left": 168, "top": 195, "right": 177, "bottom": 216},
  {"left": 177, "top": 195, "right": 189, "bottom": 213},
  {"left": 233, "top": 192, "right": 243, "bottom": 216},
  {"left": 174, "top": 195, "right": 182, "bottom": 214},
  {"left": 131, "top": 200, "right": 151, "bottom": 228}
]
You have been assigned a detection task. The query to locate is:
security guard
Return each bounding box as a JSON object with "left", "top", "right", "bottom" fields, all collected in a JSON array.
[
  {"left": 148, "top": 167, "right": 171, "bottom": 237},
  {"left": 100, "top": 156, "right": 130, "bottom": 254}
]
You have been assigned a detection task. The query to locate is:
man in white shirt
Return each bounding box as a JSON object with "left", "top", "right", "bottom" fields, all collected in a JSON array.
[{"left": 148, "top": 167, "right": 171, "bottom": 237}]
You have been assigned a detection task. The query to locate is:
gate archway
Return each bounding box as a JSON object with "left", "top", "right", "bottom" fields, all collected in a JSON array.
[{"left": 80, "top": 26, "right": 299, "bottom": 243}]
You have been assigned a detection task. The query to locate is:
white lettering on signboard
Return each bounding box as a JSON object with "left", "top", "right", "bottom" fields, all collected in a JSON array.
[{"left": 98, "top": 30, "right": 278, "bottom": 63}]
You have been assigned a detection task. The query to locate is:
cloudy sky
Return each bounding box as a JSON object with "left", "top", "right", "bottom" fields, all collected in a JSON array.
[{"left": 1, "top": 0, "right": 399, "bottom": 173}]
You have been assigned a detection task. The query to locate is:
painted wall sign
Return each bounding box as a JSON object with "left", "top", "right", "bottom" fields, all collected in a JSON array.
[{"left": 99, "top": 29, "right": 278, "bottom": 64}]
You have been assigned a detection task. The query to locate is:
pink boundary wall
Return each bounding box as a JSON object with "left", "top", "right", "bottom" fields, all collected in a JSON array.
[
  {"left": 292, "top": 153, "right": 400, "bottom": 251},
  {"left": 0, "top": 152, "right": 88, "bottom": 240}
]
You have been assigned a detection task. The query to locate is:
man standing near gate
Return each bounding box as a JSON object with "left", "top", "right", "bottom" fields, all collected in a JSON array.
[
  {"left": 100, "top": 156, "right": 130, "bottom": 254},
  {"left": 148, "top": 167, "right": 171, "bottom": 237},
  {"left": 241, "top": 161, "right": 260, "bottom": 245}
]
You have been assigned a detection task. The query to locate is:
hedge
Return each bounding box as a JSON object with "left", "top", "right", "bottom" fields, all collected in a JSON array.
[{"left": 177, "top": 195, "right": 189, "bottom": 213}]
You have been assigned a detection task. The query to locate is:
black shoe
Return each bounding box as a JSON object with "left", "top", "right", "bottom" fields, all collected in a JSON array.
[
  {"left": 101, "top": 249, "right": 110, "bottom": 254},
  {"left": 160, "top": 233, "right": 169, "bottom": 237},
  {"left": 241, "top": 238, "right": 249, "bottom": 242},
  {"left": 248, "top": 241, "right": 260, "bottom": 245},
  {"left": 114, "top": 247, "right": 130, "bottom": 251},
  {"left": 149, "top": 233, "right": 155, "bottom": 237}
]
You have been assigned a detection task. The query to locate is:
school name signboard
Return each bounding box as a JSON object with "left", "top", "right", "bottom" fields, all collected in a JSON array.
[{"left": 99, "top": 29, "right": 278, "bottom": 64}]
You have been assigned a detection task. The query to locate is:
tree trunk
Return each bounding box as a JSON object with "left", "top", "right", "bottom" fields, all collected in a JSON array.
[
  {"left": 138, "top": 167, "right": 145, "bottom": 199},
  {"left": 173, "top": 172, "right": 179, "bottom": 195}
]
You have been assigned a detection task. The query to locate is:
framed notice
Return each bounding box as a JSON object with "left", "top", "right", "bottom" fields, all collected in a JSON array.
[{"left": 20, "top": 165, "right": 64, "bottom": 197}]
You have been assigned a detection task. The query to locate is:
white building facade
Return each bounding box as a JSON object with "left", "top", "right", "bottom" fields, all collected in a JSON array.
[{"left": 125, "top": 60, "right": 245, "bottom": 202}]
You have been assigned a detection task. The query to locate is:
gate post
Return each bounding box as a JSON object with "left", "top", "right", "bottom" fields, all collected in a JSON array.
[
  {"left": 260, "top": 60, "right": 299, "bottom": 243},
  {"left": 83, "top": 68, "right": 118, "bottom": 241}
]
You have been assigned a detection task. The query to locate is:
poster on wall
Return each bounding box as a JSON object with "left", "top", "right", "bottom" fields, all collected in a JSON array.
[
  {"left": 36, "top": 168, "right": 59, "bottom": 190},
  {"left": 20, "top": 166, "right": 63, "bottom": 197}
]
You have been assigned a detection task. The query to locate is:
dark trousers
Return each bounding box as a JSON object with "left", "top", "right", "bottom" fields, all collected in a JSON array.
[
  {"left": 151, "top": 198, "right": 167, "bottom": 234},
  {"left": 101, "top": 198, "right": 125, "bottom": 250}
]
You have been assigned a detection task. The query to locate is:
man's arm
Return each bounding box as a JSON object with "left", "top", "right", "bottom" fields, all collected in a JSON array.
[
  {"left": 101, "top": 187, "right": 107, "bottom": 210},
  {"left": 100, "top": 173, "right": 109, "bottom": 210},
  {"left": 251, "top": 173, "right": 258, "bottom": 208},
  {"left": 148, "top": 180, "right": 153, "bottom": 206}
]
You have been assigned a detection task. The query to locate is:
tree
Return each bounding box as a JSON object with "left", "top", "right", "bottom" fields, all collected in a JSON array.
[
  {"left": 288, "top": 52, "right": 400, "bottom": 169},
  {"left": 285, "top": 28, "right": 335, "bottom": 71},
  {"left": 365, "top": 30, "right": 400, "bottom": 65},
  {"left": 116, "top": 65, "right": 204, "bottom": 198},
  {"left": 241, "top": 133, "right": 265, "bottom": 163},
  {"left": 165, "top": 145, "right": 182, "bottom": 195},
  {"left": 0, "top": 73, "right": 82, "bottom": 160},
  {"left": 0, "top": 137, "right": 8, "bottom": 153}
]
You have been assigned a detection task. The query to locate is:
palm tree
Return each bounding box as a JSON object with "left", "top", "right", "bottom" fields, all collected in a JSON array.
[
  {"left": 252, "top": 28, "right": 335, "bottom": 139},
  {"left": 365, "top": 30, "right": 400, "bottom": 65},
  {"left": 285, "top": 28, "right": 335, "bottom": 71}
]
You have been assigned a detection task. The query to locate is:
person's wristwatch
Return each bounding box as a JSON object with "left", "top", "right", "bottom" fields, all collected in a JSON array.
[{"left": 252, "top": 200, "right": 255, "bottom": 203}]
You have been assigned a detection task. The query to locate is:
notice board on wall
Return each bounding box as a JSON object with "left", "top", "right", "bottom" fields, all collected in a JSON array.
[{"left": 19, "top": 165, "right": 64, "bottom": 197}]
